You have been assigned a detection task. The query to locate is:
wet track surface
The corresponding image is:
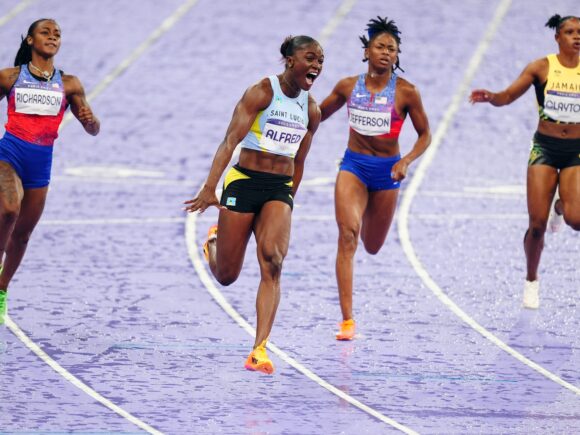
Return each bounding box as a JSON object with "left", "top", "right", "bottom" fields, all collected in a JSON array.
[{"left": 0, "top": 0, "right": 578, "bottom": 433}]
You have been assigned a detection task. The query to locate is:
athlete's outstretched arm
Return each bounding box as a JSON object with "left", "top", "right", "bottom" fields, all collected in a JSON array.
[
  {"left": 470, "top": 58, "right": 545, "bottom": 106},
  {"left": 184, "top": 79, "right": 272, "bottom": 213},
  {"left": 319, "top": 77, "right": 352, "bottom": 121},
  {"left": 391, "top": 84, "right": 431, "bottom": 181},
  {"left": 292, "top": 95, "right": 321, "bottom": 197},
  {"left": 65, "top": 75, "right": 100, "bottom": 136}
]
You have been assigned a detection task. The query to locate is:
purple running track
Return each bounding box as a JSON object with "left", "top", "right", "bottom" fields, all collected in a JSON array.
[{"left": 0, "top": 0, "right": 578, "bottom": 434}]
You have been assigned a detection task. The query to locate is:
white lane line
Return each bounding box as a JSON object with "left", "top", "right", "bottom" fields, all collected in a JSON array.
[
  {"left": 414, "top": 213, "right": 527, "bottom": 221},
  {"left": 7, "top": 1, "right": 203, "bottom": 433},
  {"left": 40, "top": 217, "right": 184, "bottom": 226},
  {"left": 464, "top": 185, "right": 525, "bottom": 194},
  {"left": 52, "top": 175, "right": 195, "bottom": 187},
  {"left": 397, "top": 0, "right": 580, "bottom": 396},
  {"left": 317, "top": 0, "right": 358, "bottom": 46},
  {"left": 36, "top": 212, "right": 530, "bottom": 228},
  {"left": 185, "top": 213, "right": 418, "bottom": 435},
  {"left": 184, "top": 1, "right": 417, "bottom": 431},
  {"left": 0, "top": 0, "right": 36, "bottom": 28},
  {"left": 4, "top": 315, "right": 163, "bottom": 435},
  {"left": 64, "top": 166, "right": 166, "bottom": 179},
  {"left": 418, "top": 190, "right": 523, "bottom": 199},
  {"left": 59, "top": 0, "right": 200, "bottom": 128}
]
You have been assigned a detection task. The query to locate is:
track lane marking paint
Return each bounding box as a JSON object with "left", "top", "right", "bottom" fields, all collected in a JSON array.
[
  {"left": 6, "top": 1, "right": 203, "bottom": 433},
  {"left": 396, "top": 0, "right": 580, "bottom": 396},
  {"left": 185, "top": 0, "right": 420, "bottom": 431},
  {"left": 5, "top": 315, "right": 164, "bottom": 435},
  {"left": 185, "top": 212, "right": 418, "bottom": 434},
  {"left": 0, "top": 0, "right": 36, "bottom": 28}
]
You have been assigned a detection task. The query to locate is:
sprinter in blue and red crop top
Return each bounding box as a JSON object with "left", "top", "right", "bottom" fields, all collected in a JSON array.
[
  {"left": 0, "top": 19, "right": 100, "bottom": 323},
  {"left": 319, "top": 16, "right": 431, "bottom": 340}
]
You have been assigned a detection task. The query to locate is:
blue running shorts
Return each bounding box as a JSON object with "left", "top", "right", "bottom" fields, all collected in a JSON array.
[
  {"left": 339, "top": 148, "right": 401, "bottom": 191},
  {"left": 0, "top": 132, "right": 53, "bottom": 189}
]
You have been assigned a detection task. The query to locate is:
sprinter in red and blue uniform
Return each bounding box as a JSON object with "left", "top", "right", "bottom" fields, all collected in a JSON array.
[
  {"left": 0, "top": 19, "right": 100, "bottom": 324},
  {"left": 320, "top": 16, "right": 431, "bottom": 340}
]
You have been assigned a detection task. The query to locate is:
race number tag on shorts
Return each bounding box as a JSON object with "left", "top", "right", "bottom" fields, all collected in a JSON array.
[
  {"left": 259, "top": 119, "right": 307, "bottom": 158},
  {"left": 543, "top": 90, "right": 580, "bottom": 123},
  {"left": 348, "top": 107, "right": 391, "bottom": 136},
  {"left": 15, "top": 87, "right": 63, "bottom": 116}
]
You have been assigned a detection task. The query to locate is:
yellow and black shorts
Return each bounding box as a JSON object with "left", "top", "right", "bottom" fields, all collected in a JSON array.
[
  {"left": 528, "top": 132, "right": 580, "bottom": 169},
  {"left": 220, "top": 164, "right": 294, "bottom": 213}
]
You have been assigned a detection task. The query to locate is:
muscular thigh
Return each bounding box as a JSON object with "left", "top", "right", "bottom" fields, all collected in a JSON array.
[
  {"left": 253, "top": 201, "right": 292, "bottom": 260},
  {"left": 558, "top": 165, "right": 580, "bottom": 214},
  {"left": 526, "top": 165, "right": 558, "bottom": 222},
  {"left": 0, "top": 161, "right": 24, "bottom": 209},
  {"left": 12, "top": 187, "right": 48, "bottom": 235},
  {"left": 335, "top": 171, "right": 368, "bottom": 232},
  {"left": 215, "top": 208, "right": 254, "bottom": 266},
  {"left": 361, "top": 188, "right": 398, "bottom": 246}
]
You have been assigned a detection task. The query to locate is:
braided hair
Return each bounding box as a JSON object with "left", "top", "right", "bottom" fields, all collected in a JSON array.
[
  {"left": 545, "top": 14, "right": 579, "bottom": 33},
  {"left": 280, "top": 35, "right": 319, "bottom": 68},
  {"left": 14, "top": 18, "right": 55, "bottom": 66},
  {"left": 360, "top": 16, "right": 403, "bottom": 72}
]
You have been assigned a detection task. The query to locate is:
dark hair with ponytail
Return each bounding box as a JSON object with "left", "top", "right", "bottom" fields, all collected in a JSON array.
[
  {"left": 545, "top": 14, "right": 579, "bottom": 33},
  {"left": 14, "top": 18, "right": 54, "bottom": 66},
  {"left": 359, "top": 16, "right": 404, "bottom": 72},
  {"left": 279, "top": 35, "right": 319, "bottom": 67}
]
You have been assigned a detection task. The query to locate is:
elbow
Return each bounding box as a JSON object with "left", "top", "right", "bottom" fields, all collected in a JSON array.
[
  {"left": 418, "top": 130, "right": 432, "bottom": 148},
  {"left": 425, "top": 132, "right": 432, "bottom": 147}
]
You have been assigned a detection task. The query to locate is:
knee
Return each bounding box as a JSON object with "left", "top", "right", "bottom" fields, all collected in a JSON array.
[
  {"left": 212, "top": 258, "right": 241, "bottom": 286},
  {"left": 216, "top": 274, "right": 237, "bottom": 286},
  {"left": 10, "top": 227, "right": 33, "bottom": 246},
  {"left": 528, "top": 219, "right": 547, "bottom": 239},
  {"left": 214, "top": 266, "right": 240, "bottom": 286},
  {"left": 337, "top": 224, "right": 359, "bottom": 254},
  {"left": 0, "top": 205, "right": 20, "bottom": 227},
  {"left": 561, "top": 202, "right": 580, "bottom": 230},
  {"left": 260, "top": 249, "right": 285, "bottom": 280},
  {"left": 363, "top": 240, "right": 381, "bottom": 255},
  {"left": 563, "top": 214, "right": 580, "bottom": 231}
]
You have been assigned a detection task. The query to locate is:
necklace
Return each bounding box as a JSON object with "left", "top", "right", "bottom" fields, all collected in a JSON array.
[{"left": 29, "top": 62, "right": 54, "bottom": 80}]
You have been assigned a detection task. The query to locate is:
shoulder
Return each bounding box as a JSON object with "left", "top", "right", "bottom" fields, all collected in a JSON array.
[
  {"left": 0, "top": 66, "right": 20, "bottom": 79},
  {"left": 307, "top": 94, "right": 321, "bottom": 127},
  {"left": 0, "top": 67, "right": 20, "bottom": 92},
  {"left": 243, "top": 76, "right": 274, "bottom": 103},
  {"left": 308, "top": 93, "right": 320, "bottom": 114},
  {"left": 395, "top": 76, "right": 421, "bottom": 100},
  {"left": 525, "top": 57, "right": 549, "bottom": 77},
  {"left": 62, "top": 73, "right": 85, "bottom": 95},
  {"left": 334, "top": 75, "right": 359, "bottom": 94},
  {"left": 62, "top": 72, "right": 82, "bottom": 86}
]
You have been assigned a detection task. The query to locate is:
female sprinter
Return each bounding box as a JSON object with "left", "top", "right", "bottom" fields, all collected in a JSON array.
[
  {"left": 319, "top": 16, "right": 431, "bottom": 340},
  {"left": 0, "top": 19, "right": 99, "bottom": 324},
  {"left": 470, "top": 14, "right": 580, "bottom": 309},
  {"left": 184, "top": 36, "right": 323, "bottom": 374}
]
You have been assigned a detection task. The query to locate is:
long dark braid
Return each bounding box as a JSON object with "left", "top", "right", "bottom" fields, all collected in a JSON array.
[
  {"left": 359, "top": 16, "right": 404, "bottom": 72},
  {"left": 545, "top": 14, "right": 579, "bottom": 32},
  {"left": 14, "top": 19, "right": 52, "bottom": 66}
]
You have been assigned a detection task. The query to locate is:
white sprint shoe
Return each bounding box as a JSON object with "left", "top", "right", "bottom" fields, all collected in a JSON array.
[
  {"left": 548, "top": 193, "right": 563, "bottom": 233},
  {"left": 522, "top": 280, "right": 540, "bottom": 309}
]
